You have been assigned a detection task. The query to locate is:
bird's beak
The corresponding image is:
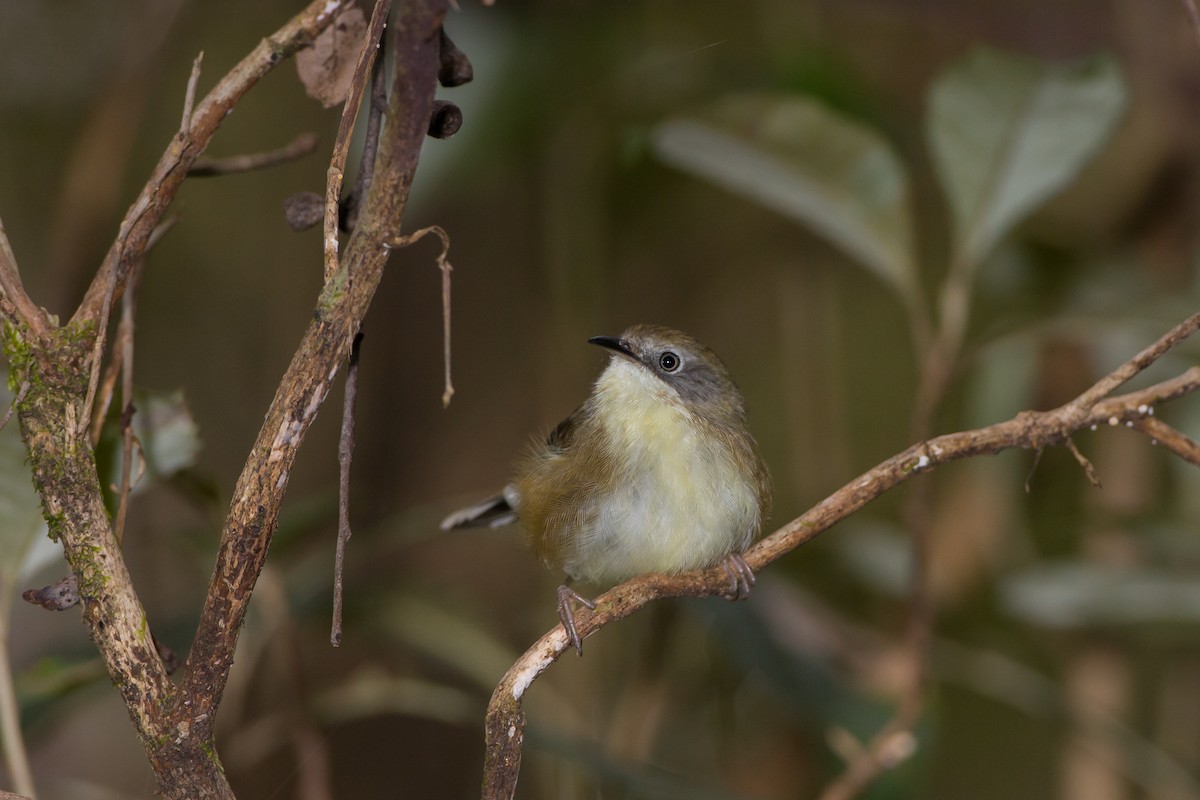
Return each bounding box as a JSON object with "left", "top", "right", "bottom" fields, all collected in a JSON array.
[{"left": 588, "top": 335, "right": 637, "bottom": 361}]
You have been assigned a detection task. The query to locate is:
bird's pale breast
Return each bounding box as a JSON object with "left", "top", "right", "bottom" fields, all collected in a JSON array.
[{"left": 535, "top": 359, "right": 762, "bottom": 585}]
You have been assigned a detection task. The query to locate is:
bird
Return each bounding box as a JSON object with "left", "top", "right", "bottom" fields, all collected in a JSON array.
[{"left": 441, "top": 324, "right": 772, "bottom": 654}]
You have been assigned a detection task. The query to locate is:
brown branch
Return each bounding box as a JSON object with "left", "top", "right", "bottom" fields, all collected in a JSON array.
[
  {"left": 481, "top": 315, "right": 1200, "bottom": 800},
  {"left": 5, "top": 4, "right": 362, "bottom": 799},
  {"left": 188, "top": 132, "right": 321, "bottom": 176},
  {"left": 331, "top": 331, "right": 363, "bottom": 647},
  {"left": 341, "top": 53, "right": 389, "bottom": 233},
  {"left": 179, "top": 0, "right": 447, "bottom": 771},
  {"left": 0, "top": 216, "right": 48, "bottom": 338},
  {"left": 323, "top": 0, "right": 394, "bottom": 281},
  {"left": 1064, "top": 437, "right": 1101, "bottom": 488},
  {"left": 180, "top": 52, "right": 204, "bottom": 136},
  {"left": 113, "top": 256, "right": 148, "bottom": 544},
  {"left": 1132, "top": 415, "right": 1200, "bottom": 466},
  {"left": 72, "top": 0, "right": 360, "bottom": 327}
]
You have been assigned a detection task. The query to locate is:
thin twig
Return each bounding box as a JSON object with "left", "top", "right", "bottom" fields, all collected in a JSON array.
[
  {"left": 1064, "top": 437, "right": 1102, "bottom": 488},
  {"left": 0, "top": 217, "right": 48, "bottom": 337},
  {"left": 1068, "top": 312, "right": 1200, "bottom": 415},
  {"left": 342, "top": 53, "right": 388, "bottom": 232},
  {"left": 385, "top": 226, "right": 454, "bottom": 406},
  {"left": 188, "top": 132, "right": 321, "bottom": 176},
  {"left": 481, "top": 314, "right": 1200, "bottom": 800},
  {"left": 818, "top": 312, "right": 1200, "bottom": 800},
  {"left": 331, "top": 331, "right": 363, "bottom": 647},
  {"left": 79, "top": 265, "right": 120, "bottom": 438},
  {"left": 0, "top": 382, "right": 29, "bottom": 434},
  {"left": 180, "top": 52, "right": 204, "bottom": 137},
  {"left": 73, "top": 0, "right": 358, "bottom": 327},
  {"left": 323, "top": 0, "right": 394, "bottom": 281},
  {"left": 0, "top": 589, "right": 35, "bottom": 797},
  {"left": 1133, "top": 415, "right": 1200, "bottom": 466},
  {"left": 41, "top": 0, "right": 185, "bottom": 315},
  {"left": 113, "top": 256, "right": 147, "bottom": 544}
]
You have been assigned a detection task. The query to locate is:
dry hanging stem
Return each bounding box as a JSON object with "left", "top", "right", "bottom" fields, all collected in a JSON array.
[
  {"left": 385, "top": 225, "right": 455, "bottom": 406},
  {"left": 332, "top": 331, "right": 364, "bottom": 646}
]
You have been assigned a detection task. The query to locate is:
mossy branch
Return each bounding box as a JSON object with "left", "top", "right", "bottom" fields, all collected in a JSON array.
[{"left": 0, "top": 0, "right": 448, "bottom": 797}]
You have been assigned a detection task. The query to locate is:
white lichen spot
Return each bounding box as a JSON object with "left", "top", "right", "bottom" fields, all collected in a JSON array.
[
  {"left": 511, "top": 650, "right": 556, "bottom": 699},
  {"left": 277, "top": 472, "right": 288, "bottom": 489},
  {"left": 1090, "top": 424, "right": 1098, "bottom": 431},
  {"left": 1125, "top": 421, "right": 1133, "bottom": 428},
  {"left": 303, "top": 385, "right": 325, "bottom": 420},
  {"left": 268, "top": 418, "right": 293, "bottom": 462},
  {"left": 326, "top": 235, "right": 339, "bottom": 255},
  {"left": 915, "top": 455, "right": 930, "bottom": 470},
  {"left": 507, "top": 725, "right": 516, "bottom": 739},
  {"left": 319, "top": 0, "right": 342, "bottom": 20},
  {"left": 1108, "top": 416, "right": 1119, "bottom": 427},
  {"left": 880, "top": 730, "right": 918, "bottom": 766},
  {"left": 1137, "top": 404, "right": 1148, "bottom": 415},
  {"left": 1148, "top": 406, "right": 1155, "bottom": 416}
]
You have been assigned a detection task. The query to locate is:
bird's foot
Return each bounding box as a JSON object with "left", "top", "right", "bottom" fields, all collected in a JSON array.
[
  {"left": 719, "top": 553, "right": 756, "bottom": 600},
  {"left": 556, "top": 583, "right": 597, "bottom": 656}
]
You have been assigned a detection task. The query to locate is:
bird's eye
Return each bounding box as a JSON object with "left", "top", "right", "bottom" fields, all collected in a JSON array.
[{"left": 659, "top": 351, "right": 680, "bottom": 372}]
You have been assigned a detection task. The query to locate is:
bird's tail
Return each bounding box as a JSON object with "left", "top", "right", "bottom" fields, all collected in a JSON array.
[{"left": 440, "top": 492, "right": 517, "bottom": 530}]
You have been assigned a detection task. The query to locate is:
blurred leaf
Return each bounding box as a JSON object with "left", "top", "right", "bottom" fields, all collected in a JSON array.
[
  {"left": 0, "top": 385, "right": 47, "bottom": 587},
  {"left": 132, "top": 389, "right": 201, "bottom": 479},
  {"left": 966, "top": 333, "right": 1040, "bottom": 428},
  {"left": 313, "top": 668, "right": 478, "bottom": 727},
  {"left": 16, "top": 656, "right": 109, "bottom": 728},
  {"left": 830, "top": 520, "right": 911, "bottom": 596},
  {"left": 1001, "top": 562, "right": 1200, "bottom": 628},
  {"left": 928, "top": 47, "right": 1126, "bottom": 270},
  {"left": 526, "top": 723, "right": 752, "bottom": 800},
  {"left": 376, "top": 596, "right": 520, "bottom": 692},
  {"left": 653, "top": 93, "right": 917, "bottom": 300},
  {"left": 700, "top": 583, "right": 890, "bottom": 733}
]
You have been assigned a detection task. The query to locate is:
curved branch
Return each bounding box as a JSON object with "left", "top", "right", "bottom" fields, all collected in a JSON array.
[
  {"left": 0, "top": 217, "right": 48, "bottom": 337},
  {"left": 1132, "top": 415, "right": 1200, "bottom": 466},
  {"left": 482, "top": 312, "right": 1200, "bottom": 800}
]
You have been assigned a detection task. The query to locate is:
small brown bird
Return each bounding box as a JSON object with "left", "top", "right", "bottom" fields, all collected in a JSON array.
[{"left": 442, "top": 324, "right": 772, "bottom": 654}]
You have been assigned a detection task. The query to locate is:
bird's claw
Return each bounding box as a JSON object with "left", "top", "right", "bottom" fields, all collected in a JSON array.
[
  {"left": 556, "top": 583, "right": 597, "bottom": 656},
  {"left": 720, "top": 553, "right": 756, "bottom": 600}
]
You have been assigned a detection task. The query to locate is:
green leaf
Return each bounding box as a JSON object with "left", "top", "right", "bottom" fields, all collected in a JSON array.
[
  {"left": 1001, "top": 562, "right": 1200, "bottom": 628},
  {"left": 653, "top": 93, "right": 917, "bottom": 300},
  {"left": 132, "top": 389, "right": 201, "bottom": 478},
  {"left": 928, "top": 47, "right": 1126, "bottom": 271}
]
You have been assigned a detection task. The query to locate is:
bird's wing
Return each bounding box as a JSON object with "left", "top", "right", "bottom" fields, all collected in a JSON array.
[{"left": 545, "top": 404, "right": 585, "bottom": 452}]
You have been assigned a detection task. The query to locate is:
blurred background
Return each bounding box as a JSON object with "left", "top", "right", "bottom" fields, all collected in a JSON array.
[{"left": 2, "top": 0, "right": 1200, "bottom": 798}]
